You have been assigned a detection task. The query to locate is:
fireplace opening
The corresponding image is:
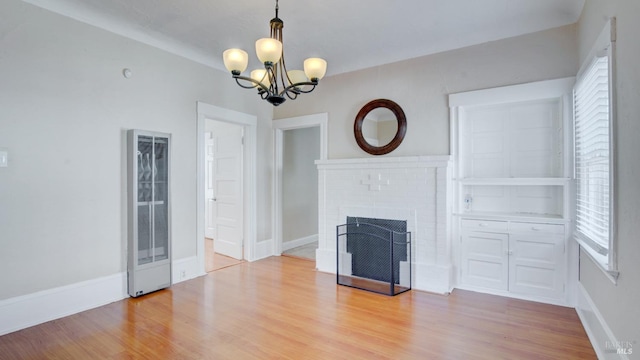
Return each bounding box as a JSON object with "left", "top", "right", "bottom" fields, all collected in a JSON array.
[{"left": 336, "top": 217, "right": 411, "bottom": 296}]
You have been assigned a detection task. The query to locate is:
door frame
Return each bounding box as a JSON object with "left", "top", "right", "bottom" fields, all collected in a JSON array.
[
  {"left": 204, "top": 131, "right": 216, "bottom": 240},
  {"left": 197, "top": 102, "right": 257, "bottom": 274},
  {"left": 272, "top": 113, "right": 328, "bottom": 256}
]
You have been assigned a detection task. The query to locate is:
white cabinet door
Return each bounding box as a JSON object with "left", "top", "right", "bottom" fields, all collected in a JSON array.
[
  {"left": 460, "top": 220, "right": 565, "bottom": 302},
  {"left": 508, "top": 224, "right": 564, "bottom": 300},
  {"left": 461, "top": 230, "right": 509, "bottom": 291}
]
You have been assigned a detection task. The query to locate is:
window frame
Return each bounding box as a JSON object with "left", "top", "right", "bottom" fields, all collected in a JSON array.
[{"left": 573, "top": 18, "right": 618, "bottom": 282}]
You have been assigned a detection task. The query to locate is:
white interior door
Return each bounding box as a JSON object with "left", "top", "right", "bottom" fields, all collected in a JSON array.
[
  {"left": 212, "top": 123, "right": 244, "bottom": 259},
  {"left": 204, "top": 132, "right": 216, "bottom": 239}
]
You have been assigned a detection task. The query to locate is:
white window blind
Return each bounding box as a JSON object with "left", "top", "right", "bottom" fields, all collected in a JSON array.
[{"left": 574, "top": 55, "right": 611, "bottom": 255}]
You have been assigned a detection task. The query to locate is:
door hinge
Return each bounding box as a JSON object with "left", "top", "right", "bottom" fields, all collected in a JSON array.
[{"left": 241, "top": 136, "right": 244, "bottom": 145}]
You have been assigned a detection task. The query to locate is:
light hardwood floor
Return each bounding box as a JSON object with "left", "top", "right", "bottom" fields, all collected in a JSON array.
[
  {"left": 282, "top": 241, "right": 317, "bottom": 260},
  {"left": 0, "top": 257, "right": 596, "bottom": 359},
  {"left": 205, "top": 238, "right": 243, "bottom": 272}
]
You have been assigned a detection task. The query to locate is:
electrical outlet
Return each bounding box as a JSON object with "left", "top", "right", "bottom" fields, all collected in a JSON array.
[{"left": 180, "top": 270, "right": 186, "bottom": 279}]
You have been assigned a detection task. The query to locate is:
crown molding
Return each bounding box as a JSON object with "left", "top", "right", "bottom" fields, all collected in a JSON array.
[{"left": 21, "top": 0, "right": 226, "bottom": 72}]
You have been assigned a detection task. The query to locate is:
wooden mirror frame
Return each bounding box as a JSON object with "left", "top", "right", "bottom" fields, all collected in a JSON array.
[{"left": 354, "top": 99, "right": 407, "bottom": 155}]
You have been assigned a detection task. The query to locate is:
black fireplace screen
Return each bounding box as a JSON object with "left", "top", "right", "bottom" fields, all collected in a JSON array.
[{"left": 336, "top": 217, "right": 411, "bottom": 296}]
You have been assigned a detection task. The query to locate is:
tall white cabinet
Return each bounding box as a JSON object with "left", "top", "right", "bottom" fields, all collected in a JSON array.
[
  {"left": 450, "top": 78, "right": 576, "bottom": 305},
  {"left": 127, "top": 130, "right": 171, "bottom": 297}
]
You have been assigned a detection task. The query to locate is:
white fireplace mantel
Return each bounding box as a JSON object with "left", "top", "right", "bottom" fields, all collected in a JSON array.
[{"left": 315, "top": 155, "right": 453, "bottom": 294}]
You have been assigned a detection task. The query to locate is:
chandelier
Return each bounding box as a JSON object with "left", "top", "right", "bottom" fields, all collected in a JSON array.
[{"left": 222, "top": 0, "right": 327, "bottom": 106}]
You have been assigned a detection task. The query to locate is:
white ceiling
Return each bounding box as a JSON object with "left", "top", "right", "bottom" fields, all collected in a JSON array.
[{"left": 22, "top": 0, "right": 585, "bottom": 77}]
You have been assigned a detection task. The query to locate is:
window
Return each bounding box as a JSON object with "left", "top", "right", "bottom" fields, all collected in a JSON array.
[
  {"left": 573, "top": 19, "right": 617, "bottom": 279},
  {"left": 574, "top": 56, "right": 610, "bottom": 253}
]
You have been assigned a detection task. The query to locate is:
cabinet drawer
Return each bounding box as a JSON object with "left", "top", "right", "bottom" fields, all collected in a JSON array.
[
  {"left": 509, "top": 222, "right": 564, "bottom": 235},
  {"left": 461, "top": 219, "right": 508, "bottom": 232}
]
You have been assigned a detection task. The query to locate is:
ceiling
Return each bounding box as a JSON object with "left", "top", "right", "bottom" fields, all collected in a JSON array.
[{"left": 22, "top": 0, "right": 585, "bottom": 77}]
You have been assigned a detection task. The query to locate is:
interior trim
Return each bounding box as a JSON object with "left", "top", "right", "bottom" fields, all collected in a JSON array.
[{"left": 196, "top": 102, "right": 258, "bottom": 267}]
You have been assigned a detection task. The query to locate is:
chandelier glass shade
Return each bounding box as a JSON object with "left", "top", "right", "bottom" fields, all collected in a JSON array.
[{"left": 222, "top": 0, "right": 327, "bottom": 106}]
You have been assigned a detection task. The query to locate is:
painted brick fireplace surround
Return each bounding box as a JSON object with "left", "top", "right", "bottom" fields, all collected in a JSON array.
[{"left": 315, "top": 156, "right": 453, "bottom": 294}]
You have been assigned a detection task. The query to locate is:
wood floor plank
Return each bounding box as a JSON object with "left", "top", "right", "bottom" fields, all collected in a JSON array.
[
  {"left": 205, "top": 238, "right": 243, "bottom": 272},
  {"left": 0, "top": 257, "right": 596, "bottom": 359}
]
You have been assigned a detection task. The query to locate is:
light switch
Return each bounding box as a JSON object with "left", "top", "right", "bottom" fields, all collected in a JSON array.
[{"left": 0, "top": 150, "right": 7, "bottom": 167}]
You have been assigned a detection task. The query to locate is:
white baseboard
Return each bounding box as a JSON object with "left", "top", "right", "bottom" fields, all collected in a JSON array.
[
  {"left": 172, "top": 256, "right": 203, "bottom": 284},
  {"left": 454, "top": 284, "right": 569, "bottom": 307},
  {"left": 576, "top": 282, "right": 630, "bottom": 359},
  {"left": 0, "top": 256, "right": 205, "bottom": 336},
  {"left": 316, "top": 248, "right": 336, "bottom": 273},
  {"left": 0, "top": 272, "right": 127, "bottom": 336},
  {"left": 252, "top": 238, "right": 273, "bottom": 261},
  {"left": 413, "top": 263, "right": 453, "bottom": 295},
  {"left": 282, "top": 234, "right": 318, "bottom": 251}
]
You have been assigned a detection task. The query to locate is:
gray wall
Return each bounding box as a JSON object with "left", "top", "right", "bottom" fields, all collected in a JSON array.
[
  {"left": 283, "top": 127, "right": 320, "bottom": 243},
  {"left": 0, "top": 0, "right": 273, "bottom": 300},
  {"left": 274, "top": 25, "right": 577, "bottom": 158},
  {"left": 577, "top": 0, "right": 640, "bottom": 348}
]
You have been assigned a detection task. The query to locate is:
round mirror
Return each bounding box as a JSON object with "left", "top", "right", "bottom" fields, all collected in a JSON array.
[{"left": 354, "top": 99, "right": 407, "bottom": 155}]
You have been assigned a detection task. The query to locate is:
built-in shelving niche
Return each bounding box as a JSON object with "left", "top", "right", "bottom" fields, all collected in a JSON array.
[{"left": 449, "top": 77, "right": 577, "bottom": 306}]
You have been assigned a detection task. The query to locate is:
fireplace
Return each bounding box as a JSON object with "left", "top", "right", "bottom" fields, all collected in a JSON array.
[
  {"left": 337, "top": 217, "right": 411, "bottom": 295},
  {"left": 315, "top": 156, "right": 453, "bottom": 294}
]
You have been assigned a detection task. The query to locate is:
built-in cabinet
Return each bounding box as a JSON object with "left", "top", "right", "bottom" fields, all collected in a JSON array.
[
  {"left": 450, "top": 78, "right": 576, "bottom": 305},
  {"left": 127, "top": 129, "right": 171, "bottom": 297},
  {"left": 461, "top": 219, "right": 565, "bottom": 300}
]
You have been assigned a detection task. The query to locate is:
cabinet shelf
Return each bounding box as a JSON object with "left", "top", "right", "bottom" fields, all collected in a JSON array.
[
  {"left": 456, "top": 211, "right": 567, "bottom": 224},
  {"left": 459, "top": 178, "right": 570, "bottom": 186}
]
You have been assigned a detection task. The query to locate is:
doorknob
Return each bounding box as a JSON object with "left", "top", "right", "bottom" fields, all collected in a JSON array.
[{"left": 213, "top": 197, "right": 217, "bottom": 201}]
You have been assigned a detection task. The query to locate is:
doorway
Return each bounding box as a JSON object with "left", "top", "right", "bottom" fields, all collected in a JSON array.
[
  {"left": 280, "top": 127, "right": 320, "bottom": 259},
  {"left": 196, "top": 102, "right": 257, "bottom": 275},
  {"left": 204, "top": 120, "right": 245, "bottom": 271},
  {"left": 273, "top": 113, "right": 328, "bottom": 261}
]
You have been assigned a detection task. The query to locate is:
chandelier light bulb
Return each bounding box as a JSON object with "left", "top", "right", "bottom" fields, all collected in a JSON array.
[
  {"left": 223, "top": 48, "right": 249, "bottom": 74},
  {"left": 251, "top": 69, "right": 271, "bottom": 88},
  {"left": 287, "top": 70, "right": 309, "bottom": 90},
  {"left": 304, "top": 58, "right": 327, "bottom": 81},
  {"left": 255, "top": 38, "right": 283, "bottom": 65}
]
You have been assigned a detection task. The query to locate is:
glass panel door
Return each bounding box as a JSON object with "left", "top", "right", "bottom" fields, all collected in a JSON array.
[
  {"left": 153, "top": 136, "right": 169, "bottom": 261},
  {"left": 137, "top": 135, "right": 154, "bottom": 265}
]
